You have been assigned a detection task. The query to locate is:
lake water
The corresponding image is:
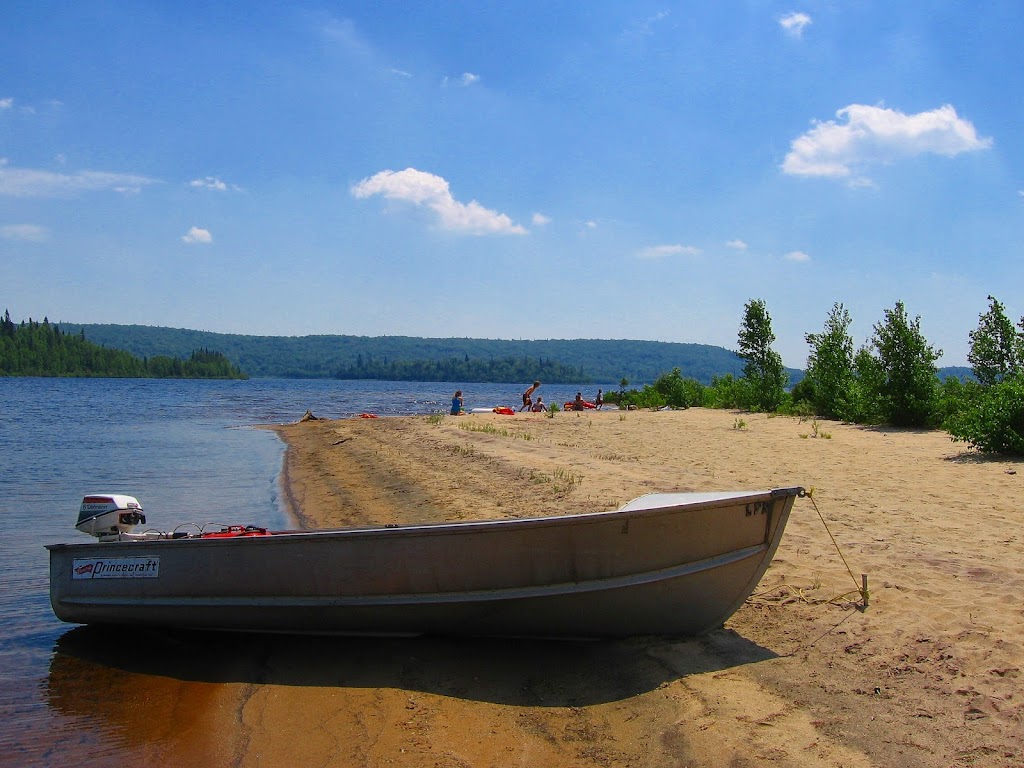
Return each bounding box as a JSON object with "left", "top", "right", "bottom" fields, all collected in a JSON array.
[{"left": 0, "top": 377, "right": 611, "bottom": 766}]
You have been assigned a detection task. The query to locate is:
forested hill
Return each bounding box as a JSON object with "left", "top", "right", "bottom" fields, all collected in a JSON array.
[
  {"left": 1, "top": 315, "right": 247, "bottom": 379},
  {"left": 60, "top": 323, "right": 782, "bottom": 384}
]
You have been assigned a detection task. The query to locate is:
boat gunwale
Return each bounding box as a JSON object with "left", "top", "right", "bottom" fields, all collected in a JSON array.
[{"left": 46, "top": 487, "right": 803, "bottom": 551}]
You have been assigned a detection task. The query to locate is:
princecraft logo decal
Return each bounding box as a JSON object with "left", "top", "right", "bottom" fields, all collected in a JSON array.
[{"left": 72, "top": 557, "right": 160, "bottom": 579}]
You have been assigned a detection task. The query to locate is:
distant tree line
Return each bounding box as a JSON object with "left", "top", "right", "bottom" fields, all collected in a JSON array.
[
  {"left": 608, "top": 296, "right": 1024, "bottom": 456},
  {"left": 58, "top": 323, "right": 762, "bottom": 384},
  {"left": 0, "top": 311, "right": 247, "bottom": 379},
  {"left": 335, "top": 354, "right": 589, "bottom": 384}
]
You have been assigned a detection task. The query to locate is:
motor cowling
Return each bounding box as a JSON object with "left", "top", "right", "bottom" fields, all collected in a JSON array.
[{"left": 76, "top": 495, "right": 146, "bottom": 538}]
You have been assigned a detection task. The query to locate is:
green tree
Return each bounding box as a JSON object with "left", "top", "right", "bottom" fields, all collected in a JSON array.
[
  {"left": 651, "top": 367, "right": 705, "bottom": 408},
  {"left": 869, "top": 301, "right": 941, "bottom": 427},
  {"left": 843, "top": 347, "right": 885, "bottom": 424},
  {"left": 703, "top": 373, "right": 750, "bottom": 409},
  {"left": 2, "top": 309, "right": 16, "bottom": 338},
  {"left": 968, "top": 295, "right": 1022, "bottom": 386},
  {"left": 0, "top": 312, "right": 245, "bottom": 379},
  {"left": 804, "top": 302, "right": 855, "bottom": 420},
  {"left": 611, "top": 367, "right": 707, "bottom": 410},
  {"left": 737, "top": 298, "right": 787, "bottom": 412},
  {"left": 945, "top": 375, "right": 1024, "bottom": 454}
]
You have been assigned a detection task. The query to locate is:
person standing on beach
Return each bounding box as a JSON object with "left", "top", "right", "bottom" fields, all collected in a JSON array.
[
  {"left": 520, "top": 380, "right": 541, "bottom": 411},
  {"left": 595, "top": 389, "right": 604, "bottom": 409},
  {"left": 450, "top": 390, "right": 464, "bottom": 415}
]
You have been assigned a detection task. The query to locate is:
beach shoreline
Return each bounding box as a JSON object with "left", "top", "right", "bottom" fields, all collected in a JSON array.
[{"left": 232, "top": 407, "right": 1024, "bottom": 767}]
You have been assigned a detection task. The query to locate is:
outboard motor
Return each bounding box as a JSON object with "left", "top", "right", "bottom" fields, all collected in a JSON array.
[{"left": 76, "top": 495, "right": 146, "bottom": 539}]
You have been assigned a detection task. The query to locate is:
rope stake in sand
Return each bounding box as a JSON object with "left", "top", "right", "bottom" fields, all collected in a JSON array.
[{"left": 805, "top": 487, "right": 869, "bottom": 608}]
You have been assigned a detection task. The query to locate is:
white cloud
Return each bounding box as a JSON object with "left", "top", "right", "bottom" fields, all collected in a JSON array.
[
  {"left": 1, "top": 224, "right": 48, "bottom": 242},
  {"left": 443, "top": 72, "right": 481, "bottom": 88},
  {"left": 189, "top": 176, "right": 241, "bottom": 192},
  {"left": 779, "top": 12, "right": 812, "bottom": 37},
  {"left": 0, "top": 98, "right": 60, "bottom": 115},
  {"left": 782, "top": 104, "right": 992, "bottom": 182},
  {"left": 321, "top": 17, "right": 371, "bottom": 57},
  {"left": 585, "top": 220, "right": 598, "bottom": 230},
  {"left": 532, "top": 212, "right": 552, "bottom": 226},
  {"left": 725, "top": 239, "right": 748, "bottom": 250},
  {"left": 847, "top": 176, "right": 878, "bottom": 190},
  {"left": 0, "top": 159, "right": 158, "bottom": 197},
  {"left": 783, "top": 250, "right": 810, "bottom": 262},
  {"left": 637, "top": 244, "right": 701, "bottom": 260},
  {"left": 352, "top": 168, "right": 527, "bottom": 235},
  {"left": 626, "top": 11, "right": 670, "bottom": 39},
  {"left": 182, "top": 226, "right": 212, "bottom": 244}
]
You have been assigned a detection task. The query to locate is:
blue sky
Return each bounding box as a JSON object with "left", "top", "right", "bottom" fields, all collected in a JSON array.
[{"left": 2, "top": 2, "right": 1022, "bottom": 368}]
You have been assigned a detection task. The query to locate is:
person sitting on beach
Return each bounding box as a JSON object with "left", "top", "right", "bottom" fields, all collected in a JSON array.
[
  {"left": 595, "top": 389, "right": 604, "bottom": 409},
  {"left": 531, "top": 396, "right": 545, "bottom": 413},
  {"left": 450, "top": 390, "right": 464, "bottom": 415},
  {"left": 520, "top": 380, "right": 541, "bottom": 411},
  {"left": 573, "top": 392, "right": 585, "bottom": 411}
]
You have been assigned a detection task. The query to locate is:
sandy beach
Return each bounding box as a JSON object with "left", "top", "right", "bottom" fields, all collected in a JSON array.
[
  {"left": 118, "top": 406, "right": 1019, "bottom": 767},
  {"left": 232, "top": 407, "right": 1024, "bottom": 767}
]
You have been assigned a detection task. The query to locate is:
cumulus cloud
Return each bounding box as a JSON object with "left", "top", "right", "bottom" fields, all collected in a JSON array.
[
  {"left": 782, "top": 104, "right": 992, "bottom": 182},
  {"left": 726, "top": 239, "right": 748, "bottom": 250},
  {"left": 637, "top": 244, "right": 701, "bottom": 260},
  {"left": 182, "top": 226, "right": 212, "bottom": 244},
  {"left": 1, "top": 224, "right": 48, "bottom": 242},
  {"left": 532, "top": 212, "right": 552, "bottom": 226},
  {"left": 189, "top": 176, "right": 241, "bottom": 192},
  {"left": 0, "top": 97, "right": 12, "bottom": 110},
  {"left": 0, "top": 159, "right": 157, "bottom": 197},
  {"left": 351, "top": 168, "right": 526, "bottom": 235},
  {"left": 779, "top": 12, "right": 812, "bottom": 37},
  {"left": 784, "top": 250, "right": 810, "bottom": 262}
]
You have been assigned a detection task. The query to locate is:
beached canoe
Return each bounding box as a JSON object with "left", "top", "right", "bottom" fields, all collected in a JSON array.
[{"left": 47, "top": 487, "right": 803, "bottom": 637}]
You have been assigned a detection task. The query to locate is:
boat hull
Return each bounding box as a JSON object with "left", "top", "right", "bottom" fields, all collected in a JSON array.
[{"left": 47, "top": 488, "right": 801, "bottom": 637}]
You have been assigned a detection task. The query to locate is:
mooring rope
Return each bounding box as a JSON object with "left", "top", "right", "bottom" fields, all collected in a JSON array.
[
  {"left": 745, "top": 490, "right": 870, "bottom": 656},
  {"left": 804, "top": 487, "right": 869, "bottom": 607},
  {"left": 748, "top": 489, "right": 868, "bottom": 611}
]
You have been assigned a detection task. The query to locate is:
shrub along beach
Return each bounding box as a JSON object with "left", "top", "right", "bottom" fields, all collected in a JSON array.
[{"left": 609, "top": 296, "right": 1024, "bottom": 457}]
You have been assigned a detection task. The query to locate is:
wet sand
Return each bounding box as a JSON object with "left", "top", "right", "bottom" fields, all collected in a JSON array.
[{"left": 44, "top": 407, "right": 1022, "bottom": 767}]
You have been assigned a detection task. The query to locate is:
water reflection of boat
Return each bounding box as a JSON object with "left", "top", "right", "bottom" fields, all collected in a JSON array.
[
  {"left": 46, "top": 627, "right": 235, "bottom": 766},
  {"left": 48, "top": 488, "right": 802, "bottom": 637}
]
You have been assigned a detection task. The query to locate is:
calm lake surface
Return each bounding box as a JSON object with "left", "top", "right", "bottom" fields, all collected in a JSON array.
[{"left": 0, "top": 377, "right": 609, "bottom": 766}]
